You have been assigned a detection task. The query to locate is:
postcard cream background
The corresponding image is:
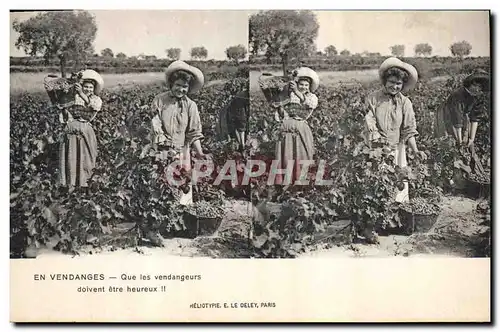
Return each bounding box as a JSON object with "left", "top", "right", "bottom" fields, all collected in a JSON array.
[
  {"left": 10, "top": 257, "right": 490, "bottom": 322},
  {"left": 5, "top": 0, "right": 496, "bottom": 326}
]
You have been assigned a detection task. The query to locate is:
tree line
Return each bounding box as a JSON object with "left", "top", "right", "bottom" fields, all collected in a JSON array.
[
  {"left": 249, "top": 11, "right": 478, "bottom": 75},
  {"left": 12, "top": 10, "right": 480, "bottom": 78},
  {"left": 99, "top": 45, "right": 248, "bottom": 62},
  {"left": 12, "top": 11, "right": 248, "bottom": 77}
]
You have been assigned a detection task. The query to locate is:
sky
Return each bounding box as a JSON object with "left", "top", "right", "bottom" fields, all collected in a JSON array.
[
  {"left": 10, "top": 10, "right": 490, "bottom": 59},
  {"left": 10, "top": 10, "right": 250, "bottom": 60},
  {"left": 314, "top": 11, "right": 490, "bottom": 56}
]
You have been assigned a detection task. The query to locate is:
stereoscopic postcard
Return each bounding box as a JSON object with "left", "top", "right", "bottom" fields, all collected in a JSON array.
[{"left": 9, "top": 9, "right": 491, "bottom": 322}]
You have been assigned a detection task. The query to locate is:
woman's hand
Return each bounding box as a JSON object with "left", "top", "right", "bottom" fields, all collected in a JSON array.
[
  {"left": 75, "top": 83, "right": 83, "bottom": 94},
  {"left": 75, "top": 83, "right": 89, "bottom": 103},
  {"left": 464, "top": 138, "right": 474, "bottom": 148},
  {"left": 195, "top": 151, "right": 213, "bottom": 162},
  {"left": 415, "top": 150, "right": 428, "bottom": 161},
  {"left": 274, "top": 111, "right": 281, "bottom": 123},
  {"left": 194, "top": 150, "right": 205, "bottom": 158},
  {"left": 289, "top": 80, "right": 298, "bottom": 92}
]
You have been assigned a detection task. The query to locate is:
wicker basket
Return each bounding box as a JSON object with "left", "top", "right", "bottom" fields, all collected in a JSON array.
[
  {"left": 258, "top": 73, "right": 291, "bottom": 108},
  {"left": 464, "top": 177, "right": 491, "bottom": 199},
  {"left": 176, "top": 212, "right": 223, "bottom": 239},
  {"left": 399, "top": 209, "right": 439, "bottom": 235},
  {"left": 44, "top": 75, "right": 76, "bottom": 108},
  {"left": 197, "top": 216, "right": 223, "bottom": 236}
]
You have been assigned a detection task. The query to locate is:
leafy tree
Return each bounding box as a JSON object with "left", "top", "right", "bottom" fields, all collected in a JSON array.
[
  {"left": 225, "top": 44, "right": 247, "bottom": 63},
  {"left": 390, "top": 44, "right": 405, "bottom": 57},
  {"left": 166, "top": 48, "right": 181, "bottom": 60},
  {"left": 249, "top": 10, "right": 319, "bottom": 76},
  {"left": 414, "top": 43, "right": 432, "bottom": 56},
  {"left": 340, "top": 49, "right": 351, "bottom": 56},
  {"left": 324, "top": 45, "right": 338, "bottom": 57},
  {"left": 101, "top": 48, "right": 114, "bottom": 58},
  {"left": 190, "top": 46, "right": 208, "bottom": 60},
  {"left": 116, "top": 52, "right": 127, "bottom": 59},
  {"left": 13, "top": 10, "right": 97, "bottom": 77},
  {"left": 450, "top": 41, "right": 472, "bottom": 58}
]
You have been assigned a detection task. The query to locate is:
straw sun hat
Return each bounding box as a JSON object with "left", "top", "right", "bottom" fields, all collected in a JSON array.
[
  {"left": 294, "top": 67, "right": 320, "bottom": 92},
  {"left": 80, "top": 69, "right": 104, "bottom": 95},
  {"left": 378, "top": 57, "right": 418, "bottom": 93},
  {"left": 165, "top": 60, "right": 205, "bottom": 94},
  {"left": 463, "top": 69, "right": 490, "bottom": 88}
]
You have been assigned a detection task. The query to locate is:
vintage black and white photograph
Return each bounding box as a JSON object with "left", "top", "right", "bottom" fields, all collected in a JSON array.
[
  {"left": 10, "top": 10, "right": 252, "bottom": 259},
  {"left": 248, "top": 10, "right": 491, "bottom": 258},
  {"left": 8, "top": 7, "right": 492, "bottom": 323},
  {"left": 10, "top": 10, "right": 492, "bottom": 261}
]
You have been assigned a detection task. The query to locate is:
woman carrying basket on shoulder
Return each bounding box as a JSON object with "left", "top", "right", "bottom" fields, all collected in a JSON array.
[
  {"left": 45, "top": 69, "right": 104, "bottom": 193},
  {"left": 260, "top": 67, "right": 319, "bottom": 186}
]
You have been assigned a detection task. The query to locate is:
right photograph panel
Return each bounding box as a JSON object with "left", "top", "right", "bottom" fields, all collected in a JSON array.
[{"left": 248, "top": 10, "right": 491, "bottom": 258}]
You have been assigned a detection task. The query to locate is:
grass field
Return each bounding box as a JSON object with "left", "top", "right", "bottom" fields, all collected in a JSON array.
[
  {"left": 250, "top": 69, "right": 379, "bottom": 92},
  {"left": 10, "top": 72, "right": 226, "bottom": 95}
]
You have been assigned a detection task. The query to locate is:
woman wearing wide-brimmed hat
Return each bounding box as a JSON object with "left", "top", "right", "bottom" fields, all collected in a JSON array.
[
  {"left": 273, "top": 66, "right": 320, "bottom": 186},
  {"left": 364, "top": 57, "right": 427, "bottom": 202},
  {"left": 217, "top": 88, "right": 250, "bottom": 153},
  {"left": 150, "top": 60, "right": 206, "bottom": 206},
  {"left": 434, "top": 69, "right": 490, "bottom": 147},
  {"left": 58, "top": 69, "right": 104, "bottom": 191}
]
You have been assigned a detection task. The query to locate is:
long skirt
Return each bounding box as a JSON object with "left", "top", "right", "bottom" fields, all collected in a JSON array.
[
  {"left": 59, "top": 120, "right": 98, "bottom": 188},
  {"left": 434, "top": 106, "right": 470, "bottom": 188},
  {"left": 394, "top": 142, "right": 409, "bottom": 203},
  {"left": 434, "top": 104, "right": 471, "bottom": 141},
  {"left": 274, "top": 119, "right": 315, "bottom": 185},
  {"left": 157, "top": 145, "right": 193, "bottom": 206}
]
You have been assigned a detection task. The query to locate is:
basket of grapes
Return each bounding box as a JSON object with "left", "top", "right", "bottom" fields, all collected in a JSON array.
[
  {"left": 43, "top": 72, "right": 82, "bottom": 108},
  {"left": 183, "top": 201, "right": 224, "bottom": 238},
  {"left": 465, "top": 171, "right": 491, "bottom": 199},
  {"left": 258, "top": 72, "right": 295, "bottom": 108},
  {"left": 399, "top": 198, "right": 442, "bottom": 235}
]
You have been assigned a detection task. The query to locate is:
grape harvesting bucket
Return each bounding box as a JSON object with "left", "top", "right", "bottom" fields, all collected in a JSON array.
[
  {"left": 176, "top": 212, "right": 223, "bottom": 239},
  {"left": 258, "top": 73, "right": 292, "bottom": 108},
  {"left": 399, "top": 209, "right": 439, "bottom": 235},
  {"left": 464, "top": 177, "right": 491, "bottom": 200},
  {"left": 463, "top": 145, "right": 490, "bottom": 199},
  {"left": 43, "top": 74, "right": 77, "bottom": 108}
]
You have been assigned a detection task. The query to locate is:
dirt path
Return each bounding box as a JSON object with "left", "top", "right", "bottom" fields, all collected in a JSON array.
[
  {"left": 300, "top": 195, "right": 488, "bottom": 258},
  {"left": 33, "top": 199, "right": 256, "bottom": 260},
  {"left": 30, "top": 196, "right": 488, "bottom": 260}
]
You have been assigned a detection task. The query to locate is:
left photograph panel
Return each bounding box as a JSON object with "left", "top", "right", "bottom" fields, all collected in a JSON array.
[{"left": 10, "top": 10, "right": 252, "bottom": 259}]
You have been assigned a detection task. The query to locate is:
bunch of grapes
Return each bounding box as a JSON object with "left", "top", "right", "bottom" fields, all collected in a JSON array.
[
  {"left": 44, "top": 78, "right": 73, "bottom": 93},
  {"left": 45, "top": 72, "right": 82, "bottom": 92},
  {"left": 44, "top": 72, "right": 83, "bottom": 107},
  {"left": 400, "top": 197, "right": 441, "bottom": 215},
  {"left": 258, "top": 76, "right": 287, "bottom": 90},
  {"left": 185, "top": 200, "right": 224, "bottom": 219},
  {"left": 468, "top": 171, "right": 491, "bottom": 185},
  {"left": 258, "top": 74, "right": 290, "bottom": 106}
]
